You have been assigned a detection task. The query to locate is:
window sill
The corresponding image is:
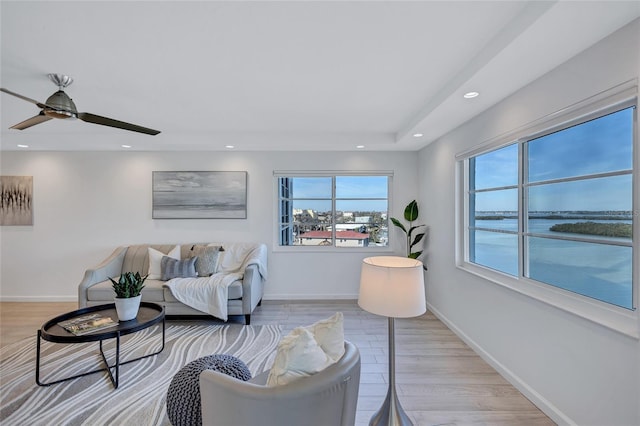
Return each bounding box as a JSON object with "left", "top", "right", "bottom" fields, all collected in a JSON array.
[
  {"left": 272, "top": 245, "right": 395, "bottom": 254},
  {"left": 457, "top": 262, "right": 639, "bottom": 340}
]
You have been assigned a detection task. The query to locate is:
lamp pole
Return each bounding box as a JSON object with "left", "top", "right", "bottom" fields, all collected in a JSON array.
[{"left": 369, "top": 317, "right": 413, "bottom": 426}]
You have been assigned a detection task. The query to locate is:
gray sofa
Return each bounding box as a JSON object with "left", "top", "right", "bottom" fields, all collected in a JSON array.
[{"left": 78, "top": 243, "right": 267, "bottom": 324}]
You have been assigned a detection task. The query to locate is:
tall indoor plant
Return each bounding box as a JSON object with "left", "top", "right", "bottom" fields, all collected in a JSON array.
[
  {"left": 110, "top": 272, "right": 147, "bottom": 321},
  {"left": 390, "top": 200, "right": 427, "bottom": 266}
]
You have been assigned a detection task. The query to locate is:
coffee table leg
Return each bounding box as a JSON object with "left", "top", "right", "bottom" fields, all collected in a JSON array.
[
  {"left": 35, "top": 330, "right": 43, "bottom": 386},
  {"left": 115, "top": 331, "right": 120, "bottom": 388},
  {"left": 99, "top": 332, "right": 121, "bottom": 389}
]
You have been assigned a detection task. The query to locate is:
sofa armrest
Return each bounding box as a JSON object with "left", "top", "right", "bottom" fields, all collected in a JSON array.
[
  {"left": 241, "top": 263, "right": 264, "bottom": 315},
  {"left": 78, "top": 247, "right": 128, "bottom": 308}
]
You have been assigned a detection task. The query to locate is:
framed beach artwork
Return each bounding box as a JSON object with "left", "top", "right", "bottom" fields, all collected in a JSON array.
[
  {"left": 1, "top": 176, "right": 33, "bottom": 226},
  {"left": 152, "top": 171, "right": 247, "bottom": 219}
]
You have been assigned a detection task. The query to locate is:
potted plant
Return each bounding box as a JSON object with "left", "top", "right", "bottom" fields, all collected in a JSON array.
[
  {"left": 109, "top": 272, "right": 147, "bottom": 321},
  {"left": 390, "top": 200, "right": 427, "bottom": 268}
]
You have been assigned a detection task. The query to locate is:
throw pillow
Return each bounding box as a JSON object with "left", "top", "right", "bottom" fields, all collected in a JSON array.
[
  {"left": 148, "top": 245, "right": 180, "bottom": 280},
  {"left": 304, "top": 312, "right": 345, "bottom": 362},
  {"left": 189, "top": 245, "right": 223, "bottom": 277},
  {"left": 266, "top": 312, "right": 345, "bottom": 386},
  {"left": 266, "top": 328, "right": 333, "bottom": 387},
  {"left": 161, "top": 256, "right": 197, "bottom": 281}
]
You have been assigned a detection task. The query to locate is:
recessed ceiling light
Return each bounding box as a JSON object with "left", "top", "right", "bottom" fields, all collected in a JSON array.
[
  {"left": 464, "top": 91, "right": 480, "bottom": 99},
  {"left": 356, "top": 145, "right": 365, "bottom": 149},
  {"left": 413, "top": 133, "right": 423, "bottom": 138},
  {"left": 225, "top": 145, "right": 235, "bottom": 149},
  {"left": 17, "top": 144, "right": 29, "bottom": 148},
  {"left": 121, "top": 144, "right": 132, "bottom": 148}
]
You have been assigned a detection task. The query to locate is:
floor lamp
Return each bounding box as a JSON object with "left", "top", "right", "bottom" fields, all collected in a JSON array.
[{"left": 358, "top": 256, "right": 426, "bottom": 426}]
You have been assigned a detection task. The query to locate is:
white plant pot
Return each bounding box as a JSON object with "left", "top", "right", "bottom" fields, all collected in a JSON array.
[{"left": 114, "top": 295, "right": 142, "bottom": 321}]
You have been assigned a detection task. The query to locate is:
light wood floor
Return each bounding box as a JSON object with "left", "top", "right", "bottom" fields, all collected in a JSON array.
[{"left": 0, "top": 301, "right": 555, "bottom": 426}]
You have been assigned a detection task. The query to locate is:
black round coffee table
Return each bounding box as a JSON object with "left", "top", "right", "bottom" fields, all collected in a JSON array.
[{"left": 36, "top": 302, "right": 165, "bottom": 389}]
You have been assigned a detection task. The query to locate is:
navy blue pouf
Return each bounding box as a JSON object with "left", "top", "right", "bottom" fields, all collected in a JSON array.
[{"left": 166, "top": 354, "right": 251, "bottom": 426}]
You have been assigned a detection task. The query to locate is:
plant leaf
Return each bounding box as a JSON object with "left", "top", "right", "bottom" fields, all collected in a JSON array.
[
  {"left": 407, "top": 224, "right": 426, "bottom": 239},
  {"left": 410, "top": 232, "right": 425, "bottom": 248},
  {"left": 408, "top": 251, "right": 422, "bottom": 259},
  {"left": 390, "top": 217, "right": 407, "bottom": 234},
  {"left": 404, "top": 200, "right": 419, "bottom": 222}
]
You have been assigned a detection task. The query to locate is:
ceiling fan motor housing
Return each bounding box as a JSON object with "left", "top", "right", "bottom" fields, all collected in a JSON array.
[{"left": 44, "top": 90, "right": 77, "bottom": 119}]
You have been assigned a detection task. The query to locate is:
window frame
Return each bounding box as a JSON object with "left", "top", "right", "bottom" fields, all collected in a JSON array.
[
  {"left": 273, "top": 170, "right": 394, "bottom": 253},
  {"left": 455, "top": 81, "right": 639, "bottom": 338}
]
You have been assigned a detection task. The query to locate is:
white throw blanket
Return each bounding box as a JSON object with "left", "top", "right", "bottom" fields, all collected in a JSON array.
[{"left": 166, "top": 243, "right": 267, "bottom": 320}]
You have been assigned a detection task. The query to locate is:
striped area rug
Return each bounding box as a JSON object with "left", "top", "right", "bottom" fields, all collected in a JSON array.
[{"left": 0, "top": 323, "right": 281, "bottom": 425}]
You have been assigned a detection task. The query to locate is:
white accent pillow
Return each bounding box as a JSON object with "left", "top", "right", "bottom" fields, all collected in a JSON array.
[
  {"left": 147, "top": 245, "right": 180, "bottom": 280},
  {"left": 305, "top": 312, "right": 345, "bottom": 362},
  {"left": 266, "top": 312, "right": 345, "bottom": 386}
]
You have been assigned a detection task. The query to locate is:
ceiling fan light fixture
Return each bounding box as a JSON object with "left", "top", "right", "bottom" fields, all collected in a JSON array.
[{"left": 44, "top": 109, "right": 76, "bottom": 119}]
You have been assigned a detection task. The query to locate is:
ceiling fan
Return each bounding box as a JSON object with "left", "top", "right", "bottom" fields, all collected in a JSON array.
[{"left": 1, "top": 74, "right": 161, "bottom": 135}]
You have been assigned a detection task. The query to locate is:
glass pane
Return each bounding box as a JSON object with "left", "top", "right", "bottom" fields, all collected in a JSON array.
[
  {"left": 336, "top": 176, "right": 388, "bottom": 198},
  {"left": 528, "top": 107, "right": 633, "bottom": 183},
  {"left": 290, "top": 177, "right": 332, "bottom": 198},
  {"left": 335, "top": 200, "right": 388, "bottom": 247},
  {"left": 292, "top": 199, "right": 332, "bottom": 216},
  {"left": 528, "top": 175, "right": 632, "bottom": 241},
  {"left": 470, "top": 230, "right": 518, "bottom": 276},
  {"left": 472, "top": 143, "right": 518, "bottom": 190},
  {"left": 471, "top": 189, "right": 518, "bottom": 231},
  {"left": 527, "top": 237, "right": 633, "bottom": 309}
]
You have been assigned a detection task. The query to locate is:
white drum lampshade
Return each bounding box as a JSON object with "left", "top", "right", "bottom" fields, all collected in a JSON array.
[{"left": 358, "top": 256, "right": 426, "bottom": 318}]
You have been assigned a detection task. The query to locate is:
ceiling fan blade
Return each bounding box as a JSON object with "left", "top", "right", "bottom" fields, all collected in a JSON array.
[
  {"left": 9, "top": 111, "right": 53, "bottom": 130},
  {"left": 77, "top": 112, "right": 160, "bottom": 135},
  {"left": 1, "top": 87, "right": 51, "bottom": 109}
]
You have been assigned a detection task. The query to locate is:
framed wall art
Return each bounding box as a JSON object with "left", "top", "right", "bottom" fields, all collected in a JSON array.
[
  {"left": 1, "top": 176, "right": 33, "bottom": 226},
  {"left": 152, "top": 171, "right": 247, "bottom": 219}
]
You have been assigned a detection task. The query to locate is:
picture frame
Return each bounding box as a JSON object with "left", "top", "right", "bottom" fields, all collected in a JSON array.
[
  {"left": 1, "top": 176, "right": 33, "bottom": 226},
  {"left": 152, "top": 171, "right": 247, "bottom": 219}
]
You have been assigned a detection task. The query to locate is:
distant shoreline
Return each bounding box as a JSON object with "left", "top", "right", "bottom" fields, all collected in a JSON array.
[
  {"left": 549, "top": 221, "right": 632, "bottom": 238},
  {"left": 476, "top": 213, "right": 631, "bottom": 221}
]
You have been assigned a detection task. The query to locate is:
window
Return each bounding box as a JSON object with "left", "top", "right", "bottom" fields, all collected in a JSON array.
[
  {"left": 276, "top": 173, "right": 390, "bottom": 248},
  {"left": 462, "top": 96, "right": 636, "bottom": 315}
]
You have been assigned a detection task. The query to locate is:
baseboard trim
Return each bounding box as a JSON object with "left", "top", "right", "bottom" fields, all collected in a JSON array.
[
  {"left": 263, "top": 294, "right": 358, "bottom": 301},
  {"left": 0, "top": 296, "right": 77, "bottom": 302},
  {"left": 427, "top": 302, "right": 576, "bottom": 426}
]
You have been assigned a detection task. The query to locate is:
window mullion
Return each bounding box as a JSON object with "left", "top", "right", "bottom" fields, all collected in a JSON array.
[{"left": 520, "top": 140, "right": 528, "bottom": 279}]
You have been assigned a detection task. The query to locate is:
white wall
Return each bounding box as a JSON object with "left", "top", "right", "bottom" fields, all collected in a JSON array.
[
  {"left": 419, "top": 19, "right": 640, "bottom": 426},
  {"left": 0, "top": 150, "right": 418, "bottom": 301}
]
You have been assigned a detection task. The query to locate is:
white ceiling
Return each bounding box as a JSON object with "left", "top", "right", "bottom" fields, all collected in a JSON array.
[{"left": 1, "top": 1, "right": 638, "bottom": 152}]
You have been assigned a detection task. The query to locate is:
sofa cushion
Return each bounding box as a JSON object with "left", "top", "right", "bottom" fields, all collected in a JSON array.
[
  {"left": 189, "top": 245, "right": 223, "bottom": 277},
  {"left": 162, "top": 278, "right": 243, "bottom": 303},
  {"left": 161, "top": 256, "right": 197, "bottom": 280},
  {"left": 87, "top": 279, "right": 166, "bottom": 302},
  {"left": 148, "top": 245, "right": 180, "bottom": 280}
]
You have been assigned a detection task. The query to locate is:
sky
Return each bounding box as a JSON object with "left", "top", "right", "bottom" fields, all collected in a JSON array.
[
  {"left": 286, "top": 175, "right": 388, "bottom": 212},
  {"left": 473, "top": 106, "right": 634, "bottom": 212}
]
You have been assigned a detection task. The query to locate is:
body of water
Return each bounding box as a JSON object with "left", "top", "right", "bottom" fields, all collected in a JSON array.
[{"left": 471, "top": 218, "right": 633, "bottom": 310}]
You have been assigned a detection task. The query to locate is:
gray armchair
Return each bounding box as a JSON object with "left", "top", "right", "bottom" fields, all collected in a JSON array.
[{"left": 199, "top": 341, "right": 361, "bottom": 426}]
